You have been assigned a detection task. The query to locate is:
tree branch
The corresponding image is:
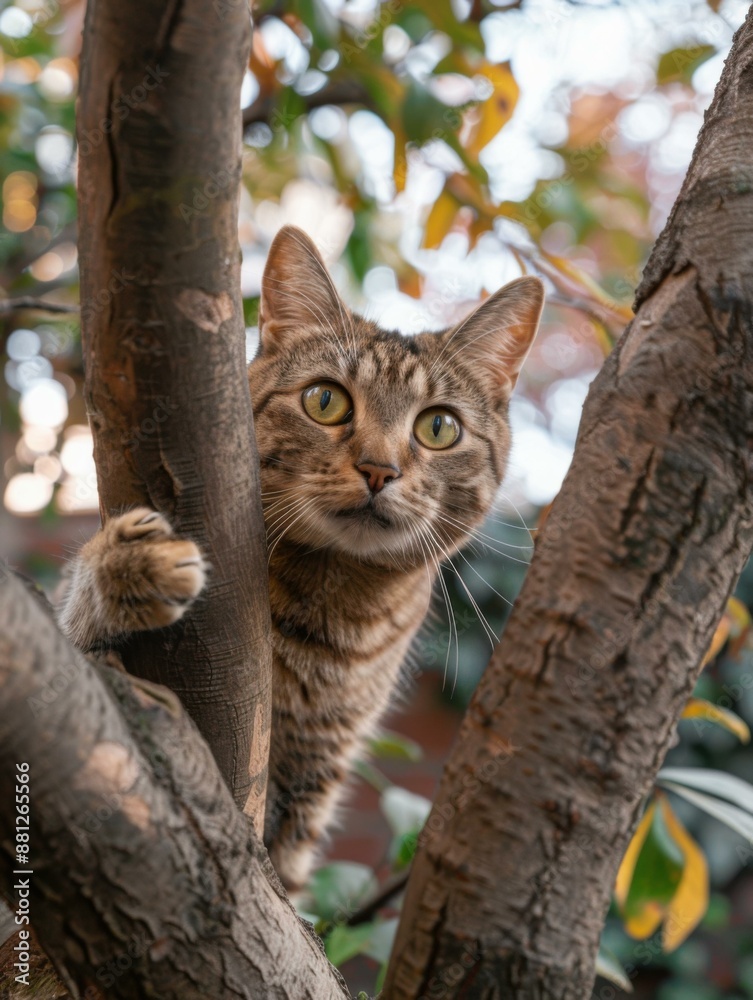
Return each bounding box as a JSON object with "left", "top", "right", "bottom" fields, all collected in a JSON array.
[
  {"left": 0, "top": 568, "right": 350, "bottom": 999},
  {"left": 384, "top": 9, "right": 753, "bottom": 998},
  {"left": 76, "top": 0, "right": 272, "bottom": 822},
  {"left": 242, "top": 78, "right": 373, "bottom": 130},
  {"left": 0, "top": 297, "right": 78, "bottom": 317}
]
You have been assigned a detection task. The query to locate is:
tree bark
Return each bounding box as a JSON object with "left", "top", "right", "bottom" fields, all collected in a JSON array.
[
  {"left": 0, "top": 568, "right": 350, "bottom": 1000},
  {"left": 76, "top": 0, "right": 272, "bottom": 820},
  {"left": 384, "top": 11, "right": 753, "bottom": 1000}
]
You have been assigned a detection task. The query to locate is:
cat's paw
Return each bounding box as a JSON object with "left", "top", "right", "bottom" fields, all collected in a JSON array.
[{"left": 90, "top": 507, "right": 208, "bottom": 637}]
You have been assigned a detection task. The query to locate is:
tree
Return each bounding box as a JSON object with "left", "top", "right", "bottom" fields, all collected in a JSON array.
[{"left": 1, "top": 1, "right": 752, "bottom": 998}]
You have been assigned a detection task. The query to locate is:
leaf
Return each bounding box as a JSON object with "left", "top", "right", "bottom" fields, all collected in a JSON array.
[
  {"left": 290, "top": 0, "right": 338, "bottom": 51},
  {"left": 657, "top": 45, "right": 716, "bottom": 86},
  {"left": 363, "top": 917, "right": 399, "bottom": 964},
  {"left": 701, "top": 614, "right": 731, "bottom": 666},
  {"left": 380, "top": 786, "right": 432, "bottom": 838},
  {"left": 727, "top": 595, "right": 751, "bottom": 633},
  {"left": 660, "top": 781, "right": 753, "bottom": 841},
  {"left": 467, "top": 63, "right": 519, "bottom": 155},
  {"left": 424, "top": 189, "right": 458, "bottom": 248},
  {"left": 324, "top": 923, "right": 374, "bottom": 967},
  {"left": 660, "top": 797, "right": 709, "bottom": 952},
  {"left": 539, "top": 249, "right": 634, "bottom": 324},
  {"left": 680, "top": 698, "right": 750, "bottom": 743},
  {"left": 595, "top": 946, "right": 633, "bottom": 992},
  {"left": 615, "top": 801, "right": 655, "bottom": 907},
  {"left": 369, "top": 729, "right": 423, "bottom": 762},
  {"left": 623, "top": 796, "right": 684, "bottom": 926},
  {"left": 624, "top": 901, "right": 664, "bottom": 940},
  {"left": 658, "top": 768, "right": 753, "bottom": 814},
  {"left": 390, "top": 830, "right": 419, "bottom": 870},
  {"left": 308, "top": 862, "right": 377, "bottom": 922}
]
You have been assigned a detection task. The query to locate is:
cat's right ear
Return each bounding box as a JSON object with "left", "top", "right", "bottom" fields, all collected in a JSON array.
[{"left": 259, "top": 225, "right": 347, "bottom": 354}]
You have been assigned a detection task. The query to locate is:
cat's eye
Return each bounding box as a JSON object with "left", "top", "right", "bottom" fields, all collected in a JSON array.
[
  {"left": 413, "top": 408, "right": 461, "bottom": 450},
  {"left": 302, "top": 382, "right": 353, "bottom": 425}
]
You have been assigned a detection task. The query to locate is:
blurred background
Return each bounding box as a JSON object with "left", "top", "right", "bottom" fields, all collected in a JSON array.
[{"left": 2, "top": 0, "right": 753, "bottom": 996}]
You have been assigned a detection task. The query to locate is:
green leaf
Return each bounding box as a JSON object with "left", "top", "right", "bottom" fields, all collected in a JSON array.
[
  {"left": 325, "top": 923, "right": 374, "bottom": 967},
  {"left": 291, "top": 0, "right": 339, "bottom": 51},
  {"left": 658, "top": 767, "right": 753, "bottom": 813},
  {"left": 346, "top": 210, "right": 372, "bottom": 284},
  {"left": 363, "top": 917, "right": 399, "bottom": 964},
  {"left": 623, "top": 795, "right": 684, "bottom": 920},
  {"left": 660, "top": 781, "right": 753, "bottom": 841},
  {"left": 656, "top": 45, "right": 715, "bottom": 85},
  {"left": 595, "top": 945, "right": 633, "bottom": 992},
  {"left": 390, "top": 830, "right": 419, "bottom": 870},
  {"left": 243, "top": 296, "right": 260, "bottom": 326},
  {"left": 396, "top": 8, "right": 433, "bottom": 43},
  {"left": 401, "top": 81, "right": 458, "bottom": 146},
  {"left": 380, "top": 786, "right": 432, "bottom": 838},
  {"left": 308, "top": 862, "right": 377, "bottom": 922},
  {"left": 369, "top": 729, "right": 423, "bottom": 762}
]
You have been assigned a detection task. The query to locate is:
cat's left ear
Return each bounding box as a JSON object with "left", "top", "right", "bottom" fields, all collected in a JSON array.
[
  {"left": 446, "top": 276, "right": 544, "bottom": 394},
  {"left": 259, "top": 225, "right": 348, "bottom": 354}
]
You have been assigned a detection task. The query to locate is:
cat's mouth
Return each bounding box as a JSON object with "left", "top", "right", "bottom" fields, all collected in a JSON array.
[{"left": 335, "top": 501, "right": 392, "bottom": 529}]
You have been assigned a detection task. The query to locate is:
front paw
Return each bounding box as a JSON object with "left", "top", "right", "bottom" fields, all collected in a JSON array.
[{"left": 94, "top": 507, "right": 207, "bottom": 636}]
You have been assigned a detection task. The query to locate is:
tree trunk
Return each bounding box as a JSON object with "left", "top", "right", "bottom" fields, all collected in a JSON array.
[
  {"left": 76, "top": 0, "right": 272, "bottom": 820},
  {"left": 383, "top": 11, "right": 753, "bottom": 999},
  {"left": 0, "top": 568, "right": 350, "bottom": 999}
]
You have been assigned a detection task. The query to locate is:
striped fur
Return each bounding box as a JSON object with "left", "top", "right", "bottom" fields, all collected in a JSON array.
[{"left": 56, "top": 226, "right": 543, "bottom": 889}]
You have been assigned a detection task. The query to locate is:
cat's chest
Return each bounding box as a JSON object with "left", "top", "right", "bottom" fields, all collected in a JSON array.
[{"left": 268, "top": 549, "right": 431, "bottom": 692}]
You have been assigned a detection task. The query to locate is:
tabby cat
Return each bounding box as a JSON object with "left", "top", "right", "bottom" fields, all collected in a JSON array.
[{"left": 57, "top": 226, "right": 543, "bottom": 889}]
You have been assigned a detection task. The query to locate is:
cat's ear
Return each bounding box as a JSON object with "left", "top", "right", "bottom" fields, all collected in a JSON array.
[
  {"left": 259, "top": 225, "right": 347, "bottom": 353},
  {"left": 445, "top": 276, "right": 544, "bottom": 394}
]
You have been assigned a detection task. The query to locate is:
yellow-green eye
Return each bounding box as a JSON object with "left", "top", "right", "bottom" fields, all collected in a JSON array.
[
  {"left": 302, "top": 382, "right": 353, "bottom": 425},
  {"left": 414, "top": 408, "right": 461, "bottom": 450}
]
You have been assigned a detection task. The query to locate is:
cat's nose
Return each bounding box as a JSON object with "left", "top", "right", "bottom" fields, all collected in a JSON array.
[{"left": 356, "top": 461, "right": 401, "bottom": 494}]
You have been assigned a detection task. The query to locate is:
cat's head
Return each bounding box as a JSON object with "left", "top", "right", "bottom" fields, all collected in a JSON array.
[{"left": 248, "top": 225, "right": 543, "bottom": 568}]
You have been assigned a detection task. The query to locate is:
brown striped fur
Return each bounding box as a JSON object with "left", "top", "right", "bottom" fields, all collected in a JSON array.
[{"left": 56, "top": 226, "right": 543, "bottom": 888}]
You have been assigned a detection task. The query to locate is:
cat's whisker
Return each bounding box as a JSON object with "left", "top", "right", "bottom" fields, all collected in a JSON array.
[
  {"left": 265, "top": 496, "right": 314, "bottom": 541},
  {"left": 266, "top": 495, "right": 311, "bottom": 529},
  {"left": 437, "top": 514, "right": 533, "bottom": 566},
  {"left": 443, "top": 499, "right": 537, "bottom": 543},
  {"left": 495, "top": 490, "right": 539, "bottom": 542},
  {"left": 414, "top": 520, "right": 459, "bottom": 693},
  {"left": 426, "top": 522, "right": 500, "bottom": 691},
  {"left": 434, "top": 520, "right": 517, "bottom": 608},
  {"left": 266, "top": 499, "right": 318, "bottom": 563}
]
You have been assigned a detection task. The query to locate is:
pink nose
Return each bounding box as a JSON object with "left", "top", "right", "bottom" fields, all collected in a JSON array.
[{"left": 356, "top": 462, "right": 401, "bottom": 494}]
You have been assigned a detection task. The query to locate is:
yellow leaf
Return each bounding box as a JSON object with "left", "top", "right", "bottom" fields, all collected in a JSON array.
[
  {"left": 540, "top": 250, "right": 634, "bottom": 324},
  {"left": 424, "top": 190, "right": 458, "bottom": 248},
  {"left": 467, "top": 63, "right": 519, "bottom": 155},
  {"left": 681, "top": 698, "right": 750, "bottom": 744},
  {"left": 624, "top": 901, "right": 664, "bottom": 940},
  {"left": 702, "top": 614, "right": 731, "bottom": 666},
  {"left": 660, "top": 797, "right": 709, "bottom": 952},
  {"left": 615, "top": 801, "right": 655, "bottom": 907},
  {"left": 728, "top": 596, "right": 751, "bottom": 632}
]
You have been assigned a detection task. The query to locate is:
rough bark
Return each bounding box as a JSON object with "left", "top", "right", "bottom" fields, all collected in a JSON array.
[
  {"left": 76, "top": 0, "right": 272, "bottom": 819},
  {"left": 384, "top": 12, "right": 753, "bottom": 1000},
  {"left": 0, "top": 568, "right": 350, "bottom": 1000}
]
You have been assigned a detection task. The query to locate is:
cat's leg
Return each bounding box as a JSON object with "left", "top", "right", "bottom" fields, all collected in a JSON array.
[
  {"left": 56, "top": 507, "right": 207, "bottom": 651},
  {"left": 265, "top": 724, "right": 359, "bottom": 890}
]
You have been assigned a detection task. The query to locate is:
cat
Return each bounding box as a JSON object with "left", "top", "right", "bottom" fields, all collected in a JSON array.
[{"left": 56, "top": 225, "right": 543, "bottom": 889}]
